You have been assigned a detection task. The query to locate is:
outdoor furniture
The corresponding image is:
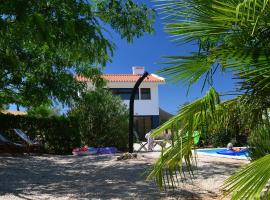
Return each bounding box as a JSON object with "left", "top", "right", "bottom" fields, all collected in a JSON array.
[
  {"left": 134, "top": 130, "right": 148, "bottom": 152},
  {"left": 152, "top": 139, "right": 166, "bottom": 149},
  {"left": 135, "top": 130, "right": 167, "bottom": 152},
  {"left": 0, "top": 132, "right": 25, "bottom": 154},
  {"left": 146, "top": 130, "right": 168, "bottom": 151},
  {"left": 13, "top": 129, "right": 42, "bottom": 153}
]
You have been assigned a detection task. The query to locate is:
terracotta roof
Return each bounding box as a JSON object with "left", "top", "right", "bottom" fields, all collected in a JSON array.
[{"left": 76, "top": 74, "right": 165, "bottom": 83}]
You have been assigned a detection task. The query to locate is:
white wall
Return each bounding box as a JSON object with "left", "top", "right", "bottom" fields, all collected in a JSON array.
[{"left": 106, "top": 82, "right": 161, "bottom": 116}]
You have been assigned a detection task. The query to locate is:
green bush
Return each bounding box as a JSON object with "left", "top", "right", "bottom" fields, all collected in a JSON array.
[
  {"left": 27, "top": 104, "right": 61, "bottom": 118},
  {"left": 69, "top": 89, "right": 128, "bottom": 151},
  {"left": 248, "top": 125, "right": 270, "bottom": 160},
  {"left": 210, "top": 130, "right": 233, "bottom": 147},
  {"left": 202, "top": 130, "right": 248, "bottom": 147},
  {"left": 0, "top": 114, "right": 80, "bottom": 154}
]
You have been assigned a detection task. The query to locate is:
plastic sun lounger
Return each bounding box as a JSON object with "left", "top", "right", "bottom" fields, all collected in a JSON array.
[
  {"left": 14, "top": 129, "right": 34, "bottom": 145},
  {"left": 0, "top": 132, "right": 25, "bottom": 154},
  {"left": 0, "top": 133, "right": 24, "bottom": 147},
  {"left": 13, "top": 129, "right": 42, "bottom": 153}
]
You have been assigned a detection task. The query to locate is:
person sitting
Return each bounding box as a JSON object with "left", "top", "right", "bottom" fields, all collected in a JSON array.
[
  {"left": 227, "top": 142, "right": 233, "bottom": 150},
  {"left": 233, "top": 147, "right": 241, "bottom": 152}
]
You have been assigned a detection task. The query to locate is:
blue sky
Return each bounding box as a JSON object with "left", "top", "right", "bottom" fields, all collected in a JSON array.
[
  {"left": 9, "top": 1, "right": 236, "bottom": 114},
  {"left": 103, "top": 0, "right": 236, "bottom": 114}
]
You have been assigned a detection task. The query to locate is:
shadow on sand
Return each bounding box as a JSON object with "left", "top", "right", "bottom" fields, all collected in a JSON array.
[{"left": 0, "top": 154, "right": 206, "bottom": 199}]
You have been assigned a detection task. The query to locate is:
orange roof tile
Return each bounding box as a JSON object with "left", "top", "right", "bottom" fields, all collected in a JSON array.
[{"left": 76, "top": 74, "right": 165, "bottom": 83}]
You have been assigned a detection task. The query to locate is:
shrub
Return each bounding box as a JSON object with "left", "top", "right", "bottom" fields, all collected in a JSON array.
[
  {"left": 27, "top": 104, "right": 61, "bottom": 117},
  {"left": 203, "top": 129, "right": 248, "bottom": 147},
  {"left": 210, "top": 130, "right": 233, "bottom": 147},
  {"left": 248, "top": 125, "right": 270, "bottom": 160},
  {"left": 69, "top": 89, "right": 128, "bottom": 151},
  {"left": 0, "top": 114, "right": 80, "bottom": 154}
]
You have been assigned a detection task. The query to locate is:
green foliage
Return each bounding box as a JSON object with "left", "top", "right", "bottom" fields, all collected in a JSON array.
[
  {"left": 205, "top": 129, "right": 247, "bottom": 147},
  {"left": 148, "top": 134, "right": 195, "bottom": 189},
  {"left": 223, "top": 154, "right": 270, "bottom": 200},
  {"left": 156, "top": 0, "right": 270, "bottom": 96},
  {"left": 151, "top": 87, "right": 220, "bottom": 138},
  {"left": 208, "top": 130, "right": 232, "bottom": 147},
  {"left": 151, "top": 0, "right": 270, "bottom": 198},
  {"left": 0, "top": 0, "right": 155, "bottom": 107},
  {"left": 69, "top": 89, "right": 128, "bottom": 150},
  {"left": 0, "top": 114, "right": 80, "bottom": 154},
  {"left": 148, "top": 88, "right": 220, "bottom": 188},
  {"left": 248, "top": 124, "right": 270, "bottom": 160},
  {"left": 27, "top": 104, "right": 61, "bottom": 118},
  {"left": 223, "top": 124, "right": 270, "bottom": 199},
  {"left": 206, "top": 129, "right": 248, "bottom": 147}
]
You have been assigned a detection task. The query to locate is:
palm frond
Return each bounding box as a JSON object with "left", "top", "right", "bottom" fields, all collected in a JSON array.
[
  {"left": 148, "top": 88, "right": 221, "bottom": 188},
  {"left": 155, "top": 0, "right": 270, "bottom": 92},
  {"left": 223, "top": 154, "right": 270, "bottom": 200},
  {"left": 158, "top": 54, "right": 215, "bottom": 86},
  {"left": 152, "top": 87, "right": 220, "bottom": 137},
  {"left": 154, "top": 0, "right": 238, "bottom": 42},
  {"left": 147, "top": 134, "right": 195, "bottom": 189},
  {"left": 234, "top": 0, "right": 270, "bottom": 35},
  {"left": 153, "top": 0, "right": 270, "bottom": 199},
  {"left": 148, "top": 88, "right": 265, "bottom": 191}
]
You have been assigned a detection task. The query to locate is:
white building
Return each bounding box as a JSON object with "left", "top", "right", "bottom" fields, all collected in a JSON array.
[{"left": 77, "top": 66, "right": 165, "bottom": 139}]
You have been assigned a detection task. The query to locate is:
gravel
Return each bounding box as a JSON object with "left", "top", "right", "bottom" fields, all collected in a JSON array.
[{"left": 0, "top": 153, "right": 248, "bottom": 200}]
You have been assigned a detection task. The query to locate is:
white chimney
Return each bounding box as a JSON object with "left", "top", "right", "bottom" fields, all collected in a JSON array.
[{"left": 132, "top": 66, "right": 145, "bottom": 75}]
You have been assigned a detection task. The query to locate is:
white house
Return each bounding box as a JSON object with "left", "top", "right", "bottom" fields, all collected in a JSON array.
[{"left": 77, "top": 66, "right": 165, "bottom": 139}]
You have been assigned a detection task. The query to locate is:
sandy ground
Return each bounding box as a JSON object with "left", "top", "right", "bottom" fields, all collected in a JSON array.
[{"left": 0, "top": 152, "right": 248, "bottom": 200}]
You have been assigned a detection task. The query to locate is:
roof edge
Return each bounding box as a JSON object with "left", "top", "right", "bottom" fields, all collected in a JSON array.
[
  {"left": 76, "top": 74, "right": 165, "bottom": 83},
  {"left": 151, "top": 73, "right": 165, "bottom": 81}
]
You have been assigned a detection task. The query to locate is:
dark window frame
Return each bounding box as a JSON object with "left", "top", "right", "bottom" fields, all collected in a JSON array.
[
  {"left": 140, "top": 88, "right": 151, "bottom": 100},
  {"left": 109, "top": 88, "right": 139, "bottom": 100}
]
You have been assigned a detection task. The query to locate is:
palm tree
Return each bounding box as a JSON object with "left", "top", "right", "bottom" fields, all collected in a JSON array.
[{"left": 149, "top": 0, "right": 270, "bottom": 199}]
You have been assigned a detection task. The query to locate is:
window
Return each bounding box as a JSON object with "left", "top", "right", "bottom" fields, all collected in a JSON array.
[
  {"left": 140, "top": 88, "right": 151, "bottom": 100},
  {"left": 109, "top": 88, "right": 139, "bottom": 100}
]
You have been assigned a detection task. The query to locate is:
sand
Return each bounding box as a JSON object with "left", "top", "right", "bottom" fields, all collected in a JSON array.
[{"left": 0, "top": 153, "right": 248, "bottom": 200}]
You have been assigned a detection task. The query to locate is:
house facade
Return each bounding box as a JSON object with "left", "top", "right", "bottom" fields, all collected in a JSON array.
[{"left": 78, "top": 66, "right": 165, "bottom": 139}]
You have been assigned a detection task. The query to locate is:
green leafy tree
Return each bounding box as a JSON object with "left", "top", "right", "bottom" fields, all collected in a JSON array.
[
  {"left": 69, "top": 89, "right": 128, "bottom": 150},
  {"left": 148, "top": 0, "right": 270, "bottom": 199},
  {"left": 0, "top": 0, "right": 155, "bottom": 107},
  {"left": 27, "top": 104, "right": 61, "bottom": 118}
]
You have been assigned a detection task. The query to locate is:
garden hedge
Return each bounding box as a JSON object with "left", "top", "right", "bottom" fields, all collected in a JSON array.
[{"left": 0, "top": 114, "right": 81, "bottom": 154}]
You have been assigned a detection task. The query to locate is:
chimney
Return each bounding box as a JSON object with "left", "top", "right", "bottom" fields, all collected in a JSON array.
[{"left": 132, "top": 66, "right": 145, "bottom": 75}]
